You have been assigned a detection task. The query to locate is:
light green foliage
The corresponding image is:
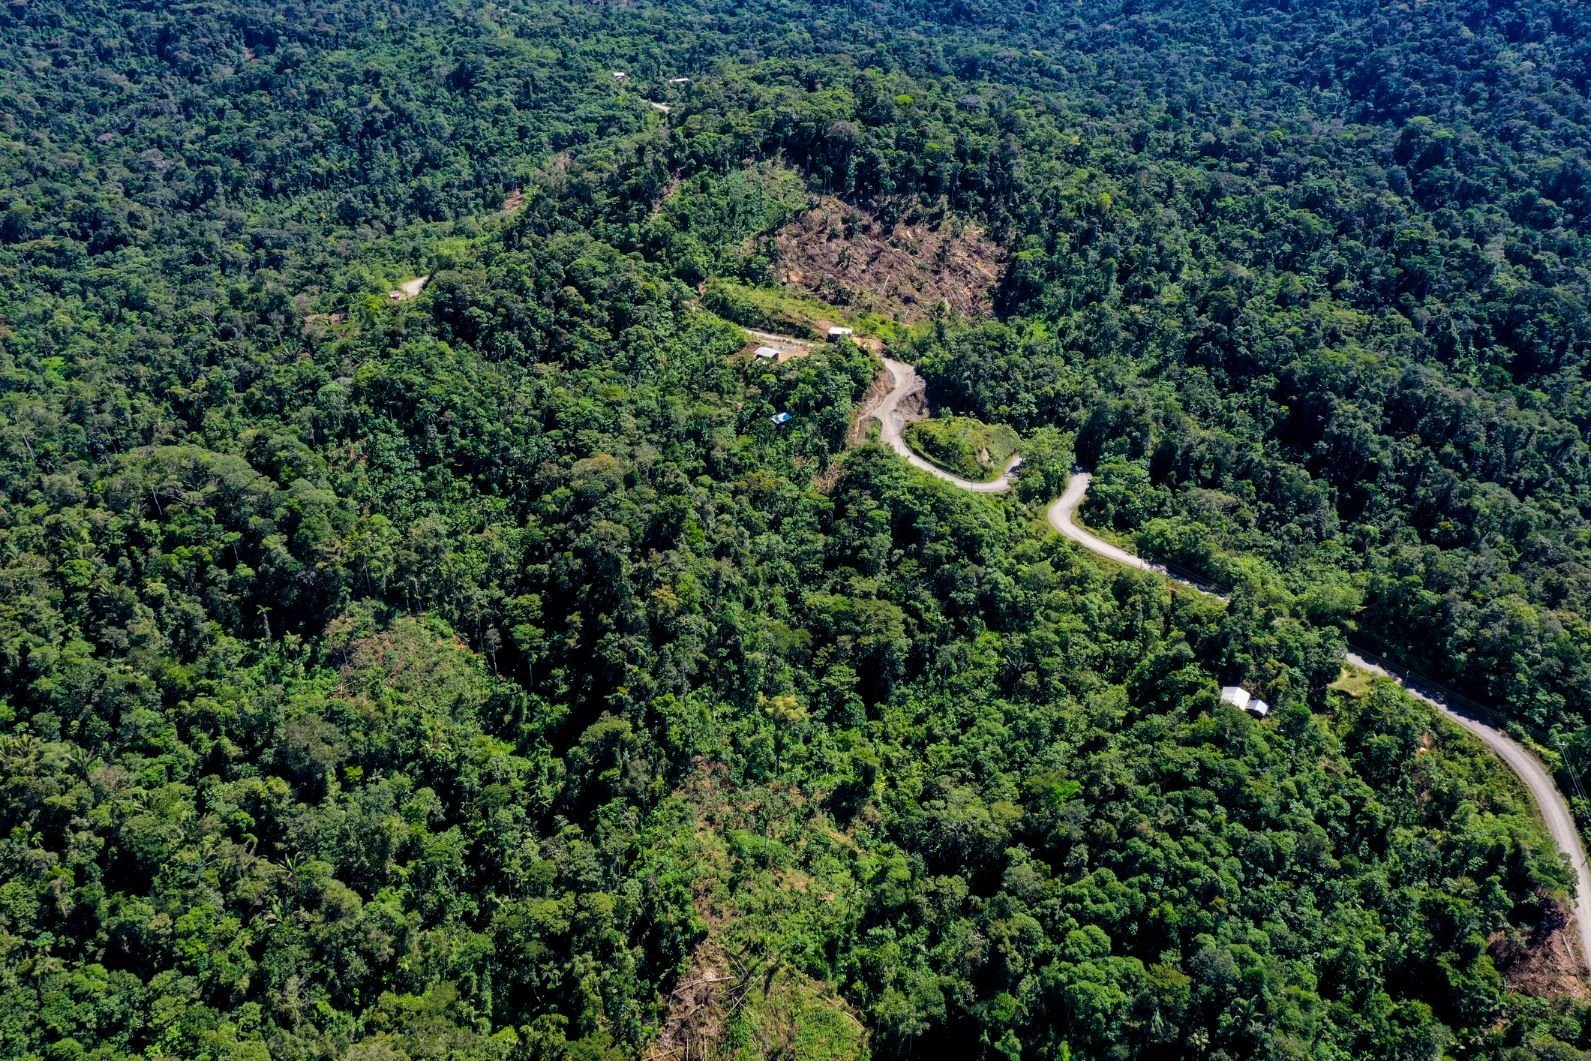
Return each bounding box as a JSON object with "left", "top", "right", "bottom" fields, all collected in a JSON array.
[
  {"left": 650, "top": 163, "right": 811, "bottom": 283},
  {"left": 902, "top": 415, "right": 1022, "bottom": 481},
  {"left": 703, "top": 278, "right": 910, "bottom": 343}
]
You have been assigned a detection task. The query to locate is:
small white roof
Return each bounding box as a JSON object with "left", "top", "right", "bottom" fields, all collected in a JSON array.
[
  {"left": 754, "top": 346, "right": 779, "bottom": 358},
  {"left": 828, "top": 326, "right": 854, "bottom": 337},
  {"left": 1220, "top": 685, "right": 1269, "bottom": 717}
]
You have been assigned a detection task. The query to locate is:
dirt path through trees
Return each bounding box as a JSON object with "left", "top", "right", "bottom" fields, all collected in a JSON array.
[
  {"left": 861, "top": 357, "right": 1020, "bottom": 492},
  {"left": 855, "top": 370, "right": 1591, "bottom": 975},
  {"left": 835, "top": 339, "right": 1591, "bottom": 962},
  {"left": 1048, "top": 471, "right": 1591, "bottom": 977}
]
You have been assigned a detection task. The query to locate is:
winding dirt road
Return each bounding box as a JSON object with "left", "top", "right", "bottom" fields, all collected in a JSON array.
[
  {"left": 1344, "top": 647, "right": 1591, "bottom": 976},
  {"left": 842, "top": 337, "right": 1591, "bottom": 975},
  {"left": 866, "top": 357, "right": 1021, "bottom": 493},
  {"left": 1049, "top": 473, "right": 1148, "bottom": 572},
  {"left": 1049, "top": 471, "right": 1591, "bottom": 975}
]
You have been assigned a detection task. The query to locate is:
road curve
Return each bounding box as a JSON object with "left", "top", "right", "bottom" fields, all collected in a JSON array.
[
  {"left": 1048, "top": 473, "right": 1147, "bottom": 571},
  {"left": 867, "top": 357, "right": 1021, "bottom": 493},
  {"left": 1050, "top": 471, "right": 1591, "bottom": 975},
  {"left": 1345, "top": 649, "right": 1591, "bottom": 976},
  {"left": 860, "top": 350, "right": 1591, "bottom": 975}
]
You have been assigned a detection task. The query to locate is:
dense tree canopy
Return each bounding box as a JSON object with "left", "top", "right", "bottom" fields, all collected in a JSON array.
[{"left": 2, "top": 0, "right": 1590, "bottom": 1057}]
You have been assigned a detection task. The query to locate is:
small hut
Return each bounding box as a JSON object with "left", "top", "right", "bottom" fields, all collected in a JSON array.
[{"left": 1220, "top": 686, "right": 1269, "bottom": 717}]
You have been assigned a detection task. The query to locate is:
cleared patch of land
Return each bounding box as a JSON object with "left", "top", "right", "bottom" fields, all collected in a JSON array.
[
  {"left": 1328, "top": 666, "right": 1376, "bottom": 699},
  {"left": 903, "top": 415, "right": 1021, "bottom": 482},
  {"left": 742, "top": 327, "right": 817, "bottom": 363},
  {"left": 646, "top": 760, "right": 869, "bottom": 1060},
  {"left": 772, "top": 198, "right": 1004, "bottom": 322},
  {"left": 388, "top": 275, "right": 429, "bottom": 302},
  {"left": 1492, "top": 899, "right": 1589, "bottom": 1000},
  {"left": 704, "top": 278, "right": 907, "bottom": 344},
  {"left": 302, "top": 311, "right": 345, "bottom": 334}
]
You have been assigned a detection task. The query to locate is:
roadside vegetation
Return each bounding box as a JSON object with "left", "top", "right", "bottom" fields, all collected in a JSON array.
[
  {"left": 703, "top": 278, "right": 911, "bottom": 345},
  {"left": 902, "top": 415, "right": 1021, "bottom": 481}
]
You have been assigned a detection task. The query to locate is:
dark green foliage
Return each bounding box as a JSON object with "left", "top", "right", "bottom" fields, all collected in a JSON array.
[{"left": 1, "top": 0, "right": 1590, "bottom": 1057}]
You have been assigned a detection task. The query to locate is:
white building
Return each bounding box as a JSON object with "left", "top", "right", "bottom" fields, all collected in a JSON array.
[
  {"left": 754, "top": 346, "right": 780, "bottom": 359},
  {"left": 827, "top": 326, "right": 854, "bottom": 340},
  {"left": 1220, "top": 686, "right": 1269, "bottom": 717}
]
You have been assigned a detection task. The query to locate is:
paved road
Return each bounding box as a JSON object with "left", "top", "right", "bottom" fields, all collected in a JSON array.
[
  {"left": 1050, "top": 470, "right": 1591, "bottom": 975},
  {"left": 866, "top": 357, "right": 1021, "bottom": 493}
]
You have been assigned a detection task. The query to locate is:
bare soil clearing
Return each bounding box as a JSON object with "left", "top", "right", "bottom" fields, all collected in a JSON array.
[
  {"left": 814, "top": 317, "right": 885, "bottom": 354},
  {"left": 742, "top": 327, "right": 817, "bottom": 363},
  {"left": 773, "top": 198, "right": 1004, "bottom": 322},
  {"left": 388, "top": 275, "right": 429, "bottom": 302},
  {"left": 1493, "top": 901, "right": 1589, "bottom": 999},
  {"left": 848, "top": 366, "right": 897, "bottom": 446}
]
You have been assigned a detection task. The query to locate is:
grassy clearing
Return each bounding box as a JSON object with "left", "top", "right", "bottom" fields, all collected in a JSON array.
[
  {"left": 903, "top": 415, "right": 1021, "bottom": 481},
  {"left": 1329, "top": 666, "right": 1377, "bottom": 698},
  {"left": 703, "top": 278, "right": 917, "bottom": 344}
]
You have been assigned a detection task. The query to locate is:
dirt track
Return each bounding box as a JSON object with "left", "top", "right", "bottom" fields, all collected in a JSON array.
[
  {"left": 388, "top": 276, "right": 429, "bottom": 301},
  {"left": 1048, "top": 471, "right": 1591, "bottom": 978},
  {"left": 1345, "top": 647, "right": 1591, "bottom": 977},
  {"left": 743, "top": 328, "right": 816, "bottom": 360},
  {"left": 768, "top": 318, "right": 1591, "bottom": 983},
  {"left": 864, "top": 357, "right": 1020, "bottom": 493}
]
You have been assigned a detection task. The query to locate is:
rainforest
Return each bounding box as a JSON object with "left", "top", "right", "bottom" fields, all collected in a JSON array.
[{"left": 1, "top": 0, "right": 1590, "bottom": 1057}]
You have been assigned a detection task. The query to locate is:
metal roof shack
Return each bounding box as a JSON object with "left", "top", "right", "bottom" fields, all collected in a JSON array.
[
  {"left": 827, "top": 326, "right": 855, "bottom": 340},
  {"left": 1220, "top": 686, "right": 1270, "bottom": 717},
  {"left": 770, "top": 412, "right": 793, "bottom": 426},
  {"left": 754, "top": 346, "right": 780, "bottom": 359}
]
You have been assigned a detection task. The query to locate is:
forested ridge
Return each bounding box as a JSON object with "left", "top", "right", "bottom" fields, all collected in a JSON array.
[{"left": 2, "top": 0, "right": 1591, "bottom": 1057}]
